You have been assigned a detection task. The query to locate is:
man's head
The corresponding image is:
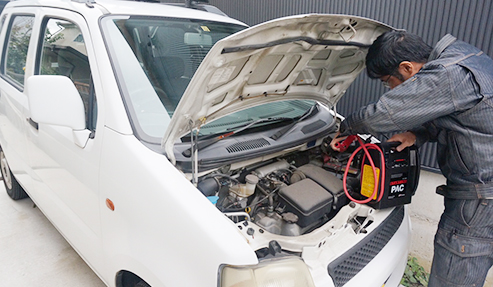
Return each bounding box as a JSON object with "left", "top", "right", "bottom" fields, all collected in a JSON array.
[{"left": 366, "top": 30, "right": 432, "bottom": 89}]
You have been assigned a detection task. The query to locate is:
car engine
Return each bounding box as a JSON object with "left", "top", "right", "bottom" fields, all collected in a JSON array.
[{"left": 196, "top": 138, "right": 360, "bottom": 236}]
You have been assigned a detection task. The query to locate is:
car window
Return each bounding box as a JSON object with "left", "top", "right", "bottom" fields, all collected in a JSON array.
[
  {"left": 101, "top": 16, "right": 245, "bottom": 142},
  {"left": 2, "top": 15, "right": 34, "bottom": 88},
  {"left": 37, "top": 18, "right": 97, "bottom": 131},
  {"left": 196, "top": 100, "right": 316, "bottom": 137}
]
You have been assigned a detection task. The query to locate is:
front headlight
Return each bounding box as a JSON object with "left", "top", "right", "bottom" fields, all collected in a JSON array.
[{"left": 219, "top": 257, "right": 316, "bottom": 287}]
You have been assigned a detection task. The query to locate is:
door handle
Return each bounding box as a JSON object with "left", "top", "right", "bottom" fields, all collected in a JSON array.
[{"left": 27, "top": 118, "right": 38, "bottom": 130}]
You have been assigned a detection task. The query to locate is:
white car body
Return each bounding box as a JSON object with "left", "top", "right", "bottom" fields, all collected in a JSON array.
[{"left": 0, "top": 0, "right": 411, "bottom": 286}]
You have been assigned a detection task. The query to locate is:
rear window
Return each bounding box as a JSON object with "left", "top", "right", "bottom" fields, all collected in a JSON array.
[{"left": 2, "top": 15, "right": 35, "bottom": 88}]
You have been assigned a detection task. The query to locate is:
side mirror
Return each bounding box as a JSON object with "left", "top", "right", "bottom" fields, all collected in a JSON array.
[
  {"left": 26, "top": 75, "right": 91, "bottom": 148},
  {"left": 26, "top": 75, "right": 86, "bottom": 130}
]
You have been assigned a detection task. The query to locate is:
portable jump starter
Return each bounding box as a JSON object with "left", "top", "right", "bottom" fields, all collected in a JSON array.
[{"left": 360, "top": 141, "right": 420, "bottom": 209}]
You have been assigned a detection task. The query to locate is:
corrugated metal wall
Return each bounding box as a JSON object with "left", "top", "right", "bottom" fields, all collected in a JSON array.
[{"left": 167, "top": 0, "right": 493, "bottom": 171}]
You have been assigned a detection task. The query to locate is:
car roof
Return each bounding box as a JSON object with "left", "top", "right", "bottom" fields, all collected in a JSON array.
[{"left": 4, "top": 0, "right": 246, "bottom": 26}]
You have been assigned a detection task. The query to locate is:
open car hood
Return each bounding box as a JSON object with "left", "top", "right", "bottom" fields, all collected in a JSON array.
[{"left": 162, "top": 14, "right": 392, "bottom": 163}]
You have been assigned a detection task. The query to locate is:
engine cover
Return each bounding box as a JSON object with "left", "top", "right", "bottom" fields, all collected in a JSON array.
[
  {"left": 279, "top": 178, "right": 333, "bottom": 227},
  {"left": 293, "top": 164, "right": 348, "bottom": 210}
]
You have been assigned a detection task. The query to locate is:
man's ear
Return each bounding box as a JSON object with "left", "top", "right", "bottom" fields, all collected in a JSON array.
[{"left": 398, "top": 61, "right": 423, "bottom": 80}]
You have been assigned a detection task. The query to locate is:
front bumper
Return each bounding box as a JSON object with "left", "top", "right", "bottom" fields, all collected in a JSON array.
[
  {"left": 233, "top": 204, "right": 412, "bottom": 287},
  {"left": 305, "top": 206, "right": 411, "bottom": 287}
]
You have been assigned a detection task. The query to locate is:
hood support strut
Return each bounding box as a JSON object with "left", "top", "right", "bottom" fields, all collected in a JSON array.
[{"left": 189, "top": 120, "right": 199, "bottom": 186}]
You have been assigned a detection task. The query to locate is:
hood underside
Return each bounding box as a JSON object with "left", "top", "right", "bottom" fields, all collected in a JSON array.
[{"left": 163, "top": 14, "right": 393, "bottom": 163}]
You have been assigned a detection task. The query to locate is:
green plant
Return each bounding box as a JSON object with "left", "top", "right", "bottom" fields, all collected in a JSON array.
[{"left": 400, "top": 256, "right": 429, "bottom": 287}]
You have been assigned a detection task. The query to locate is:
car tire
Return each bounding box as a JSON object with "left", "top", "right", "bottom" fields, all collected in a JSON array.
[
  {"left": 116, "top": 271, "right": 151, "bottom": 287},
  {"left": 135, "top": 281, "right": 151, "bottom": 287},
  {"left": 0, "top": 148, "right": 28, "bottom": 200}
]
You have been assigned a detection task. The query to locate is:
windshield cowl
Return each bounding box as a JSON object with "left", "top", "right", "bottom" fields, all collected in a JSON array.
[
  {"left": 173, "top": 103, "right": 336, "bottom": 173},
  {"left": 181, "top": 102, "right": 319, "bottom": 158}
]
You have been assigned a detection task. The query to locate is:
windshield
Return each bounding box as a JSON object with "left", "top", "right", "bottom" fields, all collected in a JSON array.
[
  {"left": 101, "top": 16, "right": 246, "bottom": 142},
  {"left": 195, "top": 100, "right": 316, "bottom": 138}
]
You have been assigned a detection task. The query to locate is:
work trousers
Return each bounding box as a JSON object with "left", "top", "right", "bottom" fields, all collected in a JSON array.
[{"left": 429, "top": 198, "right": 493, "bottom": 287}]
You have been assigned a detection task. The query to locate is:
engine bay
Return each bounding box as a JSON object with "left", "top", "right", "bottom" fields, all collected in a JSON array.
[{"left": 196, "top": 137, "right": 365, "bottom": 237}]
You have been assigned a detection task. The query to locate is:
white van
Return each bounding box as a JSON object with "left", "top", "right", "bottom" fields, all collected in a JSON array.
[{"left": 0, "top": 0, "right": 410, "bottom": 286}]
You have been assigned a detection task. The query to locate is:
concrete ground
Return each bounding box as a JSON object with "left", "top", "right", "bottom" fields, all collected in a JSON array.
[{"left": 0, "top": 183, "right": 105, "bottom": 287}]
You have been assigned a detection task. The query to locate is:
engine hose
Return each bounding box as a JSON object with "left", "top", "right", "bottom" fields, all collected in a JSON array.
[{"left": 343, "top": 136, "right": 385, "bottom": 204}]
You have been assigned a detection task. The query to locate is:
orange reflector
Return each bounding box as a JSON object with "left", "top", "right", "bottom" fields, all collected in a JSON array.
[{"left": 106, "top": 198, "right": 115, "bottom": 211}]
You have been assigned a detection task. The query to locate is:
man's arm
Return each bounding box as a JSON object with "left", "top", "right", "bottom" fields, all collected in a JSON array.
[{"left": 340, "top": 64, "right": 455, "bottom": 136}]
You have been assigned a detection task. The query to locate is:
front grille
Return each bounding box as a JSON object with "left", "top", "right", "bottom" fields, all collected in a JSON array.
[
  {"left": 327, "top": 206, "right": 405, "bottom": 287},
  {"left": 226, "top": 138, "right": 270, "bottom": 153}
]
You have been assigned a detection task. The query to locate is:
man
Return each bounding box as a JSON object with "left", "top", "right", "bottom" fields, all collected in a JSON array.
[{"left": 331, "top": 31, "right": 493, "bottom": 287}]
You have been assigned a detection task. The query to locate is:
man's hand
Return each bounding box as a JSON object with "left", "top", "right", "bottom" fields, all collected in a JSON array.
[
  {"left": 388, "top": 131, "right": 416, "bottom": 152},
  {"left": 329, "top": 132, "right": 348, "bottom": 152}
]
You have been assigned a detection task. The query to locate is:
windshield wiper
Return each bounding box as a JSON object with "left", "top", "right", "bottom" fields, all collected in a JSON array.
[
  {"left": 224, "top": 117, "right": 293, "bottom": 132},
  {"left": 270, "top": 104, "right": 319, "bottom": 140},
  {"left": 182, "top": 117, "right": 292, "bottom": 157}
]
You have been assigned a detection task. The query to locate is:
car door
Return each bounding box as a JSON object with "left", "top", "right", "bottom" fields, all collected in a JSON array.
[
  {"left": 0, "top": 11, "right": 35, "bottom": 192},
  {"left": 25, "top": 8, "right": 104, "bottom": 272}
]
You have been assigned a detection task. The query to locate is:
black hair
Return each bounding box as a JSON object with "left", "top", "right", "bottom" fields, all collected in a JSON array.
[{"left": 365, "top": 30, "right": 433, "bottom": 79}]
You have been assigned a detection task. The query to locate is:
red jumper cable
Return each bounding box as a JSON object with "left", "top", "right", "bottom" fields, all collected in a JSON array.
[{"left": 337, "top": 135, "right": 386, "bottom": 204}]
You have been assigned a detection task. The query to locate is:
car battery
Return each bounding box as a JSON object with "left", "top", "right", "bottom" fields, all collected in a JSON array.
[{"left": 360, "top": 141, "right": 420, "bottom": 209}]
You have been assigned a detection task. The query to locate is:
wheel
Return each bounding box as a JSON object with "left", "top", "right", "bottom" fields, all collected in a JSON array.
[
  {"left": 135, "top": 281, "right": 150, "bottom": 287},
  {"left": 0, "top": 148, "right": 28, "bottom": 200},
  {"left": 116, "top": 271, "right": 151, "bottom": 287}
]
